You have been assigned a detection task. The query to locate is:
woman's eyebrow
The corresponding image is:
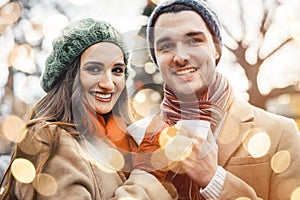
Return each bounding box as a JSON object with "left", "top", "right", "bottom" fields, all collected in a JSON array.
[{"left": 81, "top": 61, "right": 104, "bottom": 67}]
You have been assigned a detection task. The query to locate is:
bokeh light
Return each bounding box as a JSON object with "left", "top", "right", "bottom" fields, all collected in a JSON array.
[
  {"left": 11, "top": 158, "right": 36, "bottom": 183},
  {"left": 0, "top": 2, "right": 22, "bottom": 25},
  {"left": 164, "top": 135, "right": 193, "bottom": 161},
  {"left": 9, "top": 43, "right": 36, "bottom": 74},
  {"left": 132, "top": 88, "right": 162, "bottom": 117},
  {"left": 242, "top": 128, "right": 271, "bottom": 158},
  {"left": 23, "top": 20, "right": 44, "bottom": 45},
  {"left": 271, "top": 150, "right": 291, "bottom": 174},
  {"left": 102, "top": 147, "right": 125, "bottom": 171},
  {"left": 291, "top": 187, "right": 300, "bottom": 200},
  {"left": 1, "top": 114, "right": 27, "bottom": 143},
  {"left": 235, "top": 197, "right": 251, "bottom": 200},
  {"left": 33, "top": 173, "right": 57, "bottom": 196},
  {"left": 144, "top": 62, "right": 157, "bottom": 74},
  {"left": 159, "top": 126, "right": 178, "bottom": 148},
  {"left": 158, "top": 126, "right": 193, "bottom": 161}
]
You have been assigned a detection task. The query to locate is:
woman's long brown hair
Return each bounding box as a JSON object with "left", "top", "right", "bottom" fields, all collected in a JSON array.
[{"left": 0, "top": 55, "right": 134, "bottom": 199}]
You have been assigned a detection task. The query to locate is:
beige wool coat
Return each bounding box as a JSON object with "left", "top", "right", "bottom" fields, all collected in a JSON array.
[
  {"left": 217, "top": 97, "right": 300, "bottom": 200},
  {"left": 13, "top": 123, "right": 177, "bottom": 200},
  {"left": 130, "top": 97, "right": 300, "bottom": 200}
]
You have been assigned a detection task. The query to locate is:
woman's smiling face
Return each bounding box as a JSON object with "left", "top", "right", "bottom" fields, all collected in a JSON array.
[{"left": 80, "top": 42, "right": 126, "bottom": 114}]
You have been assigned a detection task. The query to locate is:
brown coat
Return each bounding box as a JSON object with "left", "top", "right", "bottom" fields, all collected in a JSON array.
[
  {"left": 14, "top": 123, "right": 177, "bottom": 200},
  {"left": 217, "top": 98, "right": 300, "bottom": 200},
  {"left": 132, "top": 97, "right": 300, "bottom": 200}
]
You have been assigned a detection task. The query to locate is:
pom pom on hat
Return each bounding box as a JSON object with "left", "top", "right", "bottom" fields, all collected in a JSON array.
[
  {"left": 147, "top": 0, "right": 222, "bottom": 65},
  {"left": 41, "top": 18, "right": 129, "bottom": 92}
]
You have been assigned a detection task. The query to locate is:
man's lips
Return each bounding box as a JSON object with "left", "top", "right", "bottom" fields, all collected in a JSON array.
[{"left": 175, "top": 67, "right": 197, "bottom": 75}]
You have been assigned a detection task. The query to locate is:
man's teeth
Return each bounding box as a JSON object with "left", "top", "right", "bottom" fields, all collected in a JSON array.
[
  {"left": 94, "top": 93, "right": 111, "bottom": 99},
  {"left": 176, "top": 68, "right": 196, "bottom": 75}
]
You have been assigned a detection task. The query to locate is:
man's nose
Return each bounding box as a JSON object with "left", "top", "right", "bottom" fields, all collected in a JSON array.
[{"left": 173, "top": 43, "right": 190, "bottom": 66}]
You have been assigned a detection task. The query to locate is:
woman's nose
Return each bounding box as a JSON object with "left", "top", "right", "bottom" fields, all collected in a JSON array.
[{"left": 98, "top": 72, "right": 114, "bottom": 90}]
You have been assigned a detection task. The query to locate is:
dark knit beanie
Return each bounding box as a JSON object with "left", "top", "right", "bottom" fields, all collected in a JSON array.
[
  {"left": 41, "top": 18, "right": 129, "bottom": 92},
  {"left": 147, "top": 0, "right": 222, "bottom": 65}
]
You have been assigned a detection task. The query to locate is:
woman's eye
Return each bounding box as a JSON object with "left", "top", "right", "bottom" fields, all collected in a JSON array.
[
  {"left": 113, "top": 67, "right": 125, "bottom": 74},
  {"left": 85, "top": 66, "right": 102, "bottom": 74}
]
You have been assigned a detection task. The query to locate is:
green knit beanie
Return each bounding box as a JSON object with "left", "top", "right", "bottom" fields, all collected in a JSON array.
[{"left": 41, "top": 18, "right": 129, "bottom": 93}]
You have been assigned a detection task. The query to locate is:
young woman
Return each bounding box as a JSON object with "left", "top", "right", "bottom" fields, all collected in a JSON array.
[{"left": 0, "top": 18, "right": 177, "bottom": 200}]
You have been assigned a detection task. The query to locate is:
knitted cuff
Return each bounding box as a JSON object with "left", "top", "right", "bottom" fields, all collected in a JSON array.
[{"left": 199, "top": 166, "right": 226, "bottom": 200}]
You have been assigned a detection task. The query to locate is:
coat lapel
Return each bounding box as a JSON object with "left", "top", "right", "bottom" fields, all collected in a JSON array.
[{"left": 217, "top": 98, "right": 255, "bottom": 166}]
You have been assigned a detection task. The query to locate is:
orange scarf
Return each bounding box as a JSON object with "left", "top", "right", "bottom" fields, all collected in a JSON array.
[{"left": 86, "top": 106, "right": 136, "bottom": 177}]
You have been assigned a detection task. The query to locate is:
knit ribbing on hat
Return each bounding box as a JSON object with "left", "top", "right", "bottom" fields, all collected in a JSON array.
[
  {"left": 147, "top": 0, "right": 222, "bottom": 65},
  {"left": 41, "top": 18, "right": 129, "bottom": 92}
]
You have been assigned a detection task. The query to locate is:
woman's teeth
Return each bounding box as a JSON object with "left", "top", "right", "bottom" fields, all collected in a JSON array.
[{"left": 94, "top": 93, "right": 112, "bottom": 99}]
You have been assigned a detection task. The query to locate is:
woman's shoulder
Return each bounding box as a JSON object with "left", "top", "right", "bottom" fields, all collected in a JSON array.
[{"left": 25, "top": 120, "right": 78, "bottom": 144}]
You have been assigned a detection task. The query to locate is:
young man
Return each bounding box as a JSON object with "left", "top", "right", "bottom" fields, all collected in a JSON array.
[{"left": 132, "top": 0, "right": 300, "bottom": 199}]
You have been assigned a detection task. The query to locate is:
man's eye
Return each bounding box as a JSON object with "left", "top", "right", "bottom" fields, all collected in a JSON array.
[
  {"left": 157, "top": 43, "right": 174, "bottom": 51},
  {"left": 186, "top": 38, "right": 201, "bottom": 45}
]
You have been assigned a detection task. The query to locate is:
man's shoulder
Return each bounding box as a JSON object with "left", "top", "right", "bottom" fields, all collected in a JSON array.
[{"left": 230, "top": 97, "right": 296, "bottom": 129}]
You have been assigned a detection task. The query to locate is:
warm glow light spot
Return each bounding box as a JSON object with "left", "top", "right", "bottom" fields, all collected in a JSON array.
[
  {"left": 150, "top": 91, "right": 161, "bottom": 102},
  {"left": 0, "top": 187, "right": 4, "bottom": 195},
  {"left": 11, "top": 158, "right": 36, "bottom": 183},
  {"left": 133, "top": 88, "right": 161, "bottom": 117},
  {"left": 159, "top": 126, "right": 177, "bottom": 148},
  {"left": 1, "top": 115, "right": 27, "bottom": 143},
  {"left": 291, "top": 187, "right": 300, "bottom": 200},
  {"left": 164, "top": 135, "right": 193, "bottom": 161},
  {"left": 235, "top": 197, "right": 251, "bottom": 200},
  {"left": 152, "top": 72, "right": 163, "bottom": 84},
  {"left": 134, "top": 91, "right": 146, "bottom": 103},
  {"left": 0, "top": 2, "right": 22, "bottom": 25},
  {"left": 271, "top": 150, "right": 291, "bottom": 174},
  {"left": 33, "top": 173, "right": 57, "bottom": 196},
  {"left": 248, "top": 132, "right": 270, "bottom": 158},
  {"left": 9, "top": 43, "right": 35, "bottom": 73},
  {"left": 242, "top": 128, "right": 270, "bottom": 158},
  {"left": 144, "top": 62, "right": 157, "bottom": 74},
  {"left": 103, "top": 148, "right": 125, "bottom": 171}
]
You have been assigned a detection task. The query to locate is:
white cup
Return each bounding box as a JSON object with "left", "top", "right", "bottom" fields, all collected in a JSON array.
[{"left": 175, "top": 120, "right": 211, "bottom": 139}]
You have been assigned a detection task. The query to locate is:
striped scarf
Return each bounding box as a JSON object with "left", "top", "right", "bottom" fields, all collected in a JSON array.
[
  {"left": 161, "top": 73, "right": 233, "bottom": 200},
  {"left": 161, "top": 72, "right": 233, "bottom": 133}
]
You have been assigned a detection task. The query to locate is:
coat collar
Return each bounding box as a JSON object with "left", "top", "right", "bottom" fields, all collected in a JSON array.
[{"left": 217, "top": 97, "right": 255, "bottom": 166}]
